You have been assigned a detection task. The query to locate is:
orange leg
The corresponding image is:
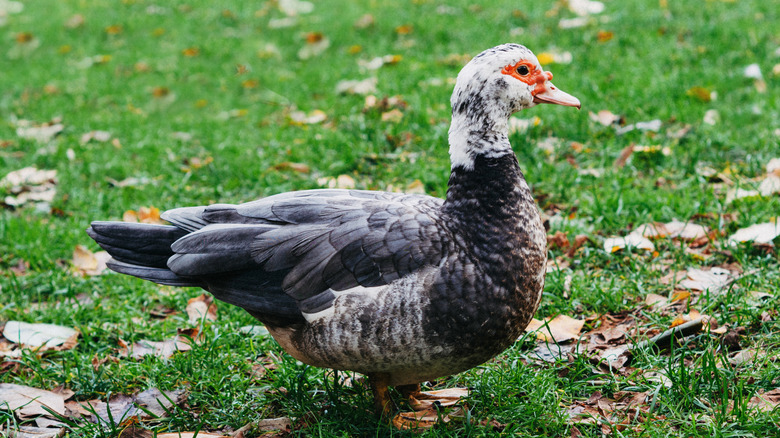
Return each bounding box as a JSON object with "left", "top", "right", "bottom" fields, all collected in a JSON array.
[{"left": 367, "top": 372, "right": 394, "bottom": 418}]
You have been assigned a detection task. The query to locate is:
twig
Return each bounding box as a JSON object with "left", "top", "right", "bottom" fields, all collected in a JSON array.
[{"left": 631, "top": 319, "right": 703, "bottom": 351}]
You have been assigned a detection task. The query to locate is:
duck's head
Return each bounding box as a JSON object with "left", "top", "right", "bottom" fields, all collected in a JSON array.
[
  {"left": 448, "top": 44, "right": 580, "bottom": 169},
  {"left": 451, "top": 43, "right": 580, "bottom": 119}
]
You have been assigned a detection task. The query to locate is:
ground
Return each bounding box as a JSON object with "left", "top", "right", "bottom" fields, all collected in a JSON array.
[{"left": 1, "top": 0, "right": 779, "bottom": 436}]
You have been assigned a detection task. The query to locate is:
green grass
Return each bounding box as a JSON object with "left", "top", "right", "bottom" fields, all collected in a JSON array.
[{"left": 2, "top": 0, "right": 779, "bottom": 436}]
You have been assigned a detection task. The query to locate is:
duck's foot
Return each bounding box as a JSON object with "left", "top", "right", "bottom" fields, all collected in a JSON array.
[{"left": 392, "top": 385, "right": 469, "bottom": 430}]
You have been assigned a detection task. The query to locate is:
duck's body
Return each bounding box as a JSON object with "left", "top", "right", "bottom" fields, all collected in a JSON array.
[{"left": 88, "top": 43, "right": 579, "bottom": 414}]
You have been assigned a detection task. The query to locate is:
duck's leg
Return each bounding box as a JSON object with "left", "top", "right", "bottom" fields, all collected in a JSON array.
[{"left": 367, "top": 372, "right": 393, "bottom": 418}]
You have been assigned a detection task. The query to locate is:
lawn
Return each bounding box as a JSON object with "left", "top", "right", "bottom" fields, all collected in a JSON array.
[{"left": 1, "top": 0, "right": 779, "bottom": 436}]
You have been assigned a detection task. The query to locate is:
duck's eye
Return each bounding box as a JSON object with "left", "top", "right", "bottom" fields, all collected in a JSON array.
[{"left": 516, "top": 65, "right": 530, "bottom": 76}]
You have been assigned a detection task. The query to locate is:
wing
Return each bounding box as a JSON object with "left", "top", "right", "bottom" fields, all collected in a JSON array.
[{"left": 161, "top": 189, "right": 448, "bottom": 319}]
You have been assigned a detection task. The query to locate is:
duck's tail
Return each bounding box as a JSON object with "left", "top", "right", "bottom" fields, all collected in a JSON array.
[{"left": 86, "top": 221, "right": 199, "bottom": 287}]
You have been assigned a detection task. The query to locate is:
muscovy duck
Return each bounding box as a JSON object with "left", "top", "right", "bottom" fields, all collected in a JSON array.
[{"left": 88, "top": 43, "right": 580, "bottom": 417}]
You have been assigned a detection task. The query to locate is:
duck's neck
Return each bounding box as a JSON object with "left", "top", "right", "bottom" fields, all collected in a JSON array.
[{"left": 442, "top": 119, "right": 547, "bottom": 294}]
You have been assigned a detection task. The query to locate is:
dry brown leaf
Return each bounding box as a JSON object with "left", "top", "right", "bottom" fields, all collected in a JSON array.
[
  {"left": 317, "top": 174, "right": 355, "bottom": 189},
  {"left": 728, "top": 348, "right": 761, "bottom": 366},
  {"left": 72, "top": 245, "right": 110, "bottom": 276},
  {"left": 527, "top": 315, "right": 585, "bottom": 343},
  {"left": 645, "top": 293, "right": 668, "bottom": 308},
  {"left": 589, "top": 110, "right": 620, "bottom": 126},
  {"left": 353, "top": 13, "right": 374, "bottom": 29},
  {"left": 157, "top": 434, "right": 228, "bottom": 438},
  {"left": 3, "top": 321, "right": 78, "bottom": 348},
  {"left": 123, "top": 206, "right": 164, "bottom": 224},
  {"left": 392, "top": 407, "right": 453, "bottom": 430},
  {"left": 130, "top": 335, "right": 193, "bottom": 359},
  {"left": 748, "top": 387, "right": 780, "bottom": 411},
  {"left": 298, "top": 34, "right": 330, "bottom": 59},
  {"left": 15, "top": 119, "right": 64, "bottom": 143},
  {"left": 1, "top": 166, "right": 58, "bottom": 207},
  {"left": 728, "top": 221, "right": 780, "bottom": 246},
  {"left": 678, "top": 267, "right": 736, "bottom": 293},
  {"left": 637, "top": 220, "right": 708, "bottom": 240},
  {"left": 381, "top": 108, "right": 404, "bottom": 123},
  {"left": 0, "top": 383, "right": 66, "bottom": 418},
  {"left": 408, "top": 388, "right": 468, "bottom": 411},
  {"left": 603, "top": 232, "right": 655, "bottom": 253},
  {"left": 272, "top": 162, "right": 310, "bottom": 173},
  {"left": 80, "top": 130, "right": 112, "bottom": 144},
  {"left": 186, "top": 294, "right": 217, "bottom": 324},
  {"left": 289, "top": 109, "right": 327, "bottom": 124},
  {"left": 335, "top": 77, "right": 377, "bottom": 95}
]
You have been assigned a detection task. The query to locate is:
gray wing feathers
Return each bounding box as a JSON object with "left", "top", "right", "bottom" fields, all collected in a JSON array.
[{"left": 96, "top": 189, "right": 448, "bottom": 326}]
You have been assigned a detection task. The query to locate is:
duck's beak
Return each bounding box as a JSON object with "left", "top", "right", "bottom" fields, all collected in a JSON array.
[{"left": 533, "top": 82, "right": 581, "bottom": 109}]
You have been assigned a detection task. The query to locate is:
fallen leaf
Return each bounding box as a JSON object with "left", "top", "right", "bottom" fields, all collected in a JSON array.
[
  {"left": 130, "top": 335, "right": 193, "bottom": 359},
  {"left": 645, "top": 293, "right": 668, "bottom": 308},
  {"left": 758, "top": 174, "right": 780, "bottom": 196},
  {"left": 157, "top": 434, "right": 228, "bottom": 438},
  {"left": 185, "top": 294, "right": 217, "bottom": 324},
  {"left": 1, "top": 167, "right": 57, "bottom": 188},
  {"left": 335, "top": 77, "right": 377, "bottom": 95},
  {"left": 526, "top": 315, "right": 585, "bottom": 343},
  {"left": 353, "top": 13, "right": 374, "bottom": 29},
  {"left": 1, "top": 166, "right": 58, "bottom": 207},
  {"left": 686, "top": 86, "right": 713, "bottom": 102},
  {"left": 603, "top": 233, "right": 655, "bottom": 253},
  {"left": 289, "top": 109, "right": 327, "bottom": 124},
  {"left": 508, "top": 116, "right": 541, "bottom": 134},
  {"left": 596, "top": 30, "right": 614, "bottom": 42},
  {"left": 748, "top": 387, "right": 780, "bottom": 411},
  {"left": 72, "top": 245, "right": 110, "bottom": 276},
  {"left": 729, "top": 221, "right": 780, "bottom": 246},
  {"left": 272, "top": 162, "right": 310, "bottom": 173},
  {"left": 559, "top": 17, "right": 590, "bottom": 29},
  {"left": 123, "top": 206, "right": 164, "bottom": 224},
  {"left": 0, "top": 383, "right": 66, "bottom": 418},
  {"left": 381, "top": 108, "right": 404, "bottom": 123},
  {"left": 637, "top": 220, "right": 708, "bottom": 240},
  {"left": 536, "top": 50, "right": 573, "bottom": 65},
  {"left": 298, "top": 33, "right": 330, "bottom": 59},
  {"left": 744, "top": 63, "right": 763, "bottom": 80},
  {"left": 278, "top": 0, "right": 313, "bottom": 16},
  {"left": 358, "top": 55, "right": 402, "bottom": 70},
  {"left": 678, "top": 267, "right": 736, "bottom": 293},
  {"left": 317, "top": 174, "right": 355, "bottom": 189},
  {"left": 589, "top": 109, "right": 620, "bottom": 126},
  {"left": 395, "top": 24, "right": 413, "bottom": 35},
  {"left": 728, "top": 348, "right": 760, "bottom": 366},
  {"left": 3, "top": 321, "right": 78, "bottom": 348},
  {"left": 703, "top": 109, "right": 719, "bottom": 125},
  {"left": 568, "top": 0, "right": 605, "bottom": 16}
]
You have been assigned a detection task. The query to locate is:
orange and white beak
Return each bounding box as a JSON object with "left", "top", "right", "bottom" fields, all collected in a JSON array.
[{"left": 532, "top": 71, "right": 581, "bottom": 109}]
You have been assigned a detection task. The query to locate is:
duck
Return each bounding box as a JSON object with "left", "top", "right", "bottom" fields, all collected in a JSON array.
[{"left": 87, "top": 43, "right": 580, "bottom": 419}]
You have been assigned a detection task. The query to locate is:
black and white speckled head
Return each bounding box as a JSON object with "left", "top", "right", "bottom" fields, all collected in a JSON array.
[{"left": 448, "top": 43, "right": 580, "bottom": 170}]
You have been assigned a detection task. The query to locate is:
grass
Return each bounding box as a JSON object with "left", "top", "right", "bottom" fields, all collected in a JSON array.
[{"left": 1, "top": 0, "right": 779, "bottom": 436}]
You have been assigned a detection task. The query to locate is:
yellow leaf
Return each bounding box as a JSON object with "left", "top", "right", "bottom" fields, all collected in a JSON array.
[
  {"left": 395, "top": 24, "right": 413, "bottom": 35},
  {"left": 537, "top": 52, "right": 555, "bottom": 65},
  {"left": 671, "top": 290, "right": 691, "bottom": 302},
  {"left": 686, "top": 86, "right": 712, "bottom": 102},
  {"left": 104, "top": 24, "right": 123, "bottom": 35},
  {"left": 182, "top": 47, "right": 200, "bottom": 57},
  {"left": 596, "top": 30, "right": 614, "bottom": 42}
]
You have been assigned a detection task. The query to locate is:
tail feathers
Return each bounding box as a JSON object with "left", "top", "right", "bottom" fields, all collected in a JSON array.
[
  {"left": 87, "top": 221, "right": 186, "bottom": 268},
  {"left": 106, "top": 259, "right": 202, "bottom": 287}
]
